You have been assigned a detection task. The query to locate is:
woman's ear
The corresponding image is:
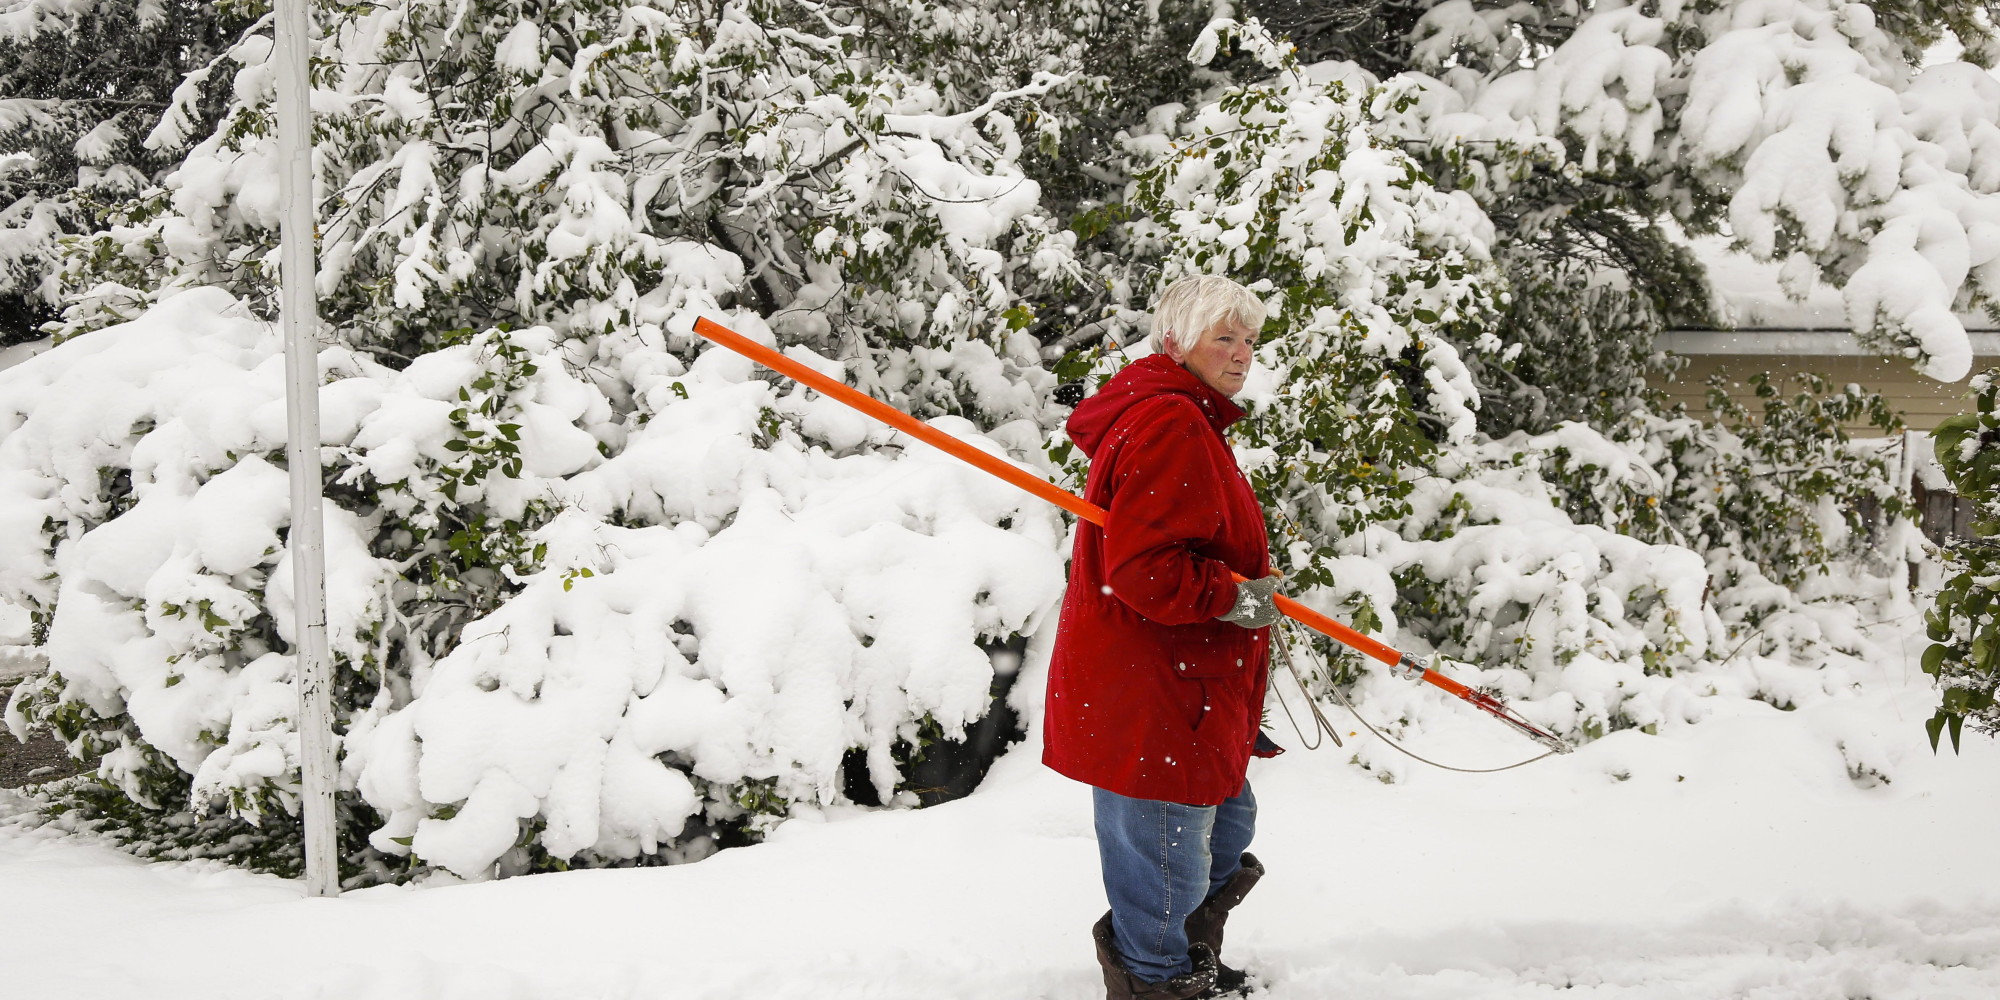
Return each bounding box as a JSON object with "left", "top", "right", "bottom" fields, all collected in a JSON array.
[{"left": 1162, "top": 332, "right": 1186, "bottom": 364}]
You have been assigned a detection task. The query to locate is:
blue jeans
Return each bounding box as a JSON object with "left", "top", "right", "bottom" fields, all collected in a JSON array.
[{"left": 1093, "top": 781, "right": 1258, "bottom": 982}]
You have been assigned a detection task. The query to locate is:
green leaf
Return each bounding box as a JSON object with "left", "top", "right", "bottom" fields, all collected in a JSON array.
[
  {"left": 1926, "top": 711, "right": 1948, "bottom": 753},
  {"left": 444, "top": 439, "right": 470, "bottom": 452},
  {"left": 1922, "top": 642, "right": 1947, "bottom": 677},
  {"left": 1933, "top": 413, "right": 1978, "bottom": 450}
]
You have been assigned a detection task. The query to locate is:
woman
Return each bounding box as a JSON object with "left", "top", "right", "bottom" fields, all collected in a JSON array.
[{"left": 1044, "top": 273, "right": 1284, "bottom": 999}]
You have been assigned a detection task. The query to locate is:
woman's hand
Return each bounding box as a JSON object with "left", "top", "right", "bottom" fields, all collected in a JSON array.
[{"left": 1216, "top": 574, "right": 1283, "bottom": 629}]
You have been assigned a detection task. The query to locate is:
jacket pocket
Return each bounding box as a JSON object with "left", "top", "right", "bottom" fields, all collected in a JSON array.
[
  {"left": 1185, "top": 677, "right": 1249, "bottom": 746},
  {"left": 1164, "top": 618, "right": 1255, "bottom": 680}
]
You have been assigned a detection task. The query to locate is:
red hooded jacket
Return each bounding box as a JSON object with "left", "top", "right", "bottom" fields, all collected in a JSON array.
[{"left": 1042, "top": 353, "right": 1273, "bottom": 805}]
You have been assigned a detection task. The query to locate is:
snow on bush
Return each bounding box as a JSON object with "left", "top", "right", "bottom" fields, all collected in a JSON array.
[
  {"left": 355, "top": 337, "right": 1065, "bottom": 876},
  {"left": 6, "top": 0, "right": 1089, "bottom": 880},
  {"left": 1, "top": 288, "right": 1063, "bottom": 878},
  {"left": 1401, "top": 0, "right": 2000, "bottom": 382},
  {"left": 0, "top": 2, "right": 254, "bottom": 331},
  {"left": 1377, "top": 397, "right": 1909, "bottom": 747},
  {"left": 48, "top": 0, "right": 1080, "bottom": 393}
]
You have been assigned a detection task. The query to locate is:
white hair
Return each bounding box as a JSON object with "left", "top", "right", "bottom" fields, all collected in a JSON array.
[{"left": 1146, "top": 274, "right": 1265, "bottom": 354}]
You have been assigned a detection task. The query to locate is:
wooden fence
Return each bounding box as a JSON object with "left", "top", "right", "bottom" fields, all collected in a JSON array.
[{"left": 1913, "top": 477, "right": 1980, "bottom": 548}]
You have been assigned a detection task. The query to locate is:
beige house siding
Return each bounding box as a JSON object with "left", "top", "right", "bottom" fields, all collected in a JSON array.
[
  {"left": 1650, "top": 236, "right": 2000, "bottom": 435},
  {"left": 1650, "top": 330, "right": 2000, "bottom": 435},
  {"left": 1652, "top": 352, "right": 2000, "bottom": 433}
]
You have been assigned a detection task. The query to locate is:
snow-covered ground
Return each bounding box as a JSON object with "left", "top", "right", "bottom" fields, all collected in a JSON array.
[{"left": 4, "top": 630, "right": 1997, "bottom": 1000}]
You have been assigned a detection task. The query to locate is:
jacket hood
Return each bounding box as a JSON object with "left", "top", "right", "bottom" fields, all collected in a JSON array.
[{"left": 1066, "top": 353, "right": 1245, "bottom": 460}]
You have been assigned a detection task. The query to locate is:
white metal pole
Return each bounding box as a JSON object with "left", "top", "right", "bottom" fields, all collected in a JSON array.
[{"left": 275, "top": 0, "right": 340, "bottom": 899}]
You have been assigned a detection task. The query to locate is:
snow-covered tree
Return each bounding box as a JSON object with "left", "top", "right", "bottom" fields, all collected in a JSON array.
[
  {"left": 51, "top": 0, "right": 1090, "bottom": 413},
  {"left": 1257, "top": 0, "right": 2000, "bottom": 389},
  {"left": 1925, "top": 368, "right": 2000, "bottom": 751},
  {"left": 0, "top": 0, "right": 253, "bottom": 342},
  {"left": 1121, "top": 20, "right": 1504, "bottom": 593},
  {"left": 17, "top": 0, "right": 1094, "bottom": 881}
]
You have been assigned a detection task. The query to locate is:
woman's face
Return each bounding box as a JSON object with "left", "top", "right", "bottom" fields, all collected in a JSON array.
[{"left": 1166, "top": 318, "right": 1258, "bottom": 397}]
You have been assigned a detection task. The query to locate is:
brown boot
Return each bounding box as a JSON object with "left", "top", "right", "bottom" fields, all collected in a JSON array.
[
  {"left": 1183, "top": 853, "right": 1265, "bottom": 995},
  {"left": 1091, "top": 910, "right": 1219, "bottom": 999}
]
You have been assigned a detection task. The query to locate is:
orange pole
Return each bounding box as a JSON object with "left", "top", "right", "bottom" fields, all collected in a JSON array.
[{"left": 689, "top": 316, "right": 1571, "bottom": 754}]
